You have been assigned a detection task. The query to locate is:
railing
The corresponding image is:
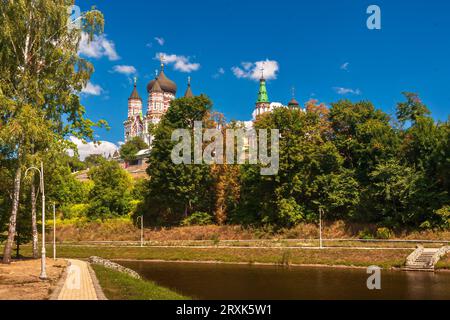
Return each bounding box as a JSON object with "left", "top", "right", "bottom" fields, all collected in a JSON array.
[
  {"left": 406, "top": 245, "right": 425, "bottom": 266},
  {"left": 429, "top": 246, "right": 450, "bottom": 268}
]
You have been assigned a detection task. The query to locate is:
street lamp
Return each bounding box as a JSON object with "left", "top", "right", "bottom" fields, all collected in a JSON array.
[
  {"left": 53, "top": 202, "right": 56, "bottom": 261},
  {"left": 319, "top": 208, "right": 324, "bottom": 250},
  {"left": 24, "top": 162, "right": 47, "bottom": 280},
  {"left": 136, "top": 215, "right": 144, "bottom": 247}
]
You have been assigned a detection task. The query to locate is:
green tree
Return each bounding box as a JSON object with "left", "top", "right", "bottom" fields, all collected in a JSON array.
[
  {"left": 119, "top": 137, "right": 148, "bottom": 162},
  {"left": 0, "top": 1, "right": 106, "bottom": 263},
  {"left": 237, "top": 106, "right": 359, "bottom": 227},
  {"left": 367, "top": 160, "right": 423, "bottom": 227},
  {"left": 87, "top": 161, "right": 133, "bottom": 220},
  {"left": 396, "top": 96, "right": 449, "bottom": 227},
  {"left": 138, "top": 95, "right": 215, "bottom": 225},
  {"left": 329, "top": 100, "right": 399, "bottom": 183},
  {"left": 84, "top": 154, "right": 107, "bottom": 168},
  {"left": 396, "top": 92, "right": 431, "bottom": 125}
]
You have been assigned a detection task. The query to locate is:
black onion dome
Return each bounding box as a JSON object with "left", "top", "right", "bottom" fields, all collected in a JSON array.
[
  {"left": 151, "top": 78, "right": 163, "bottom": 93},
  {"left": 147, "top": 69, "right": 177, "bottom": 95}
]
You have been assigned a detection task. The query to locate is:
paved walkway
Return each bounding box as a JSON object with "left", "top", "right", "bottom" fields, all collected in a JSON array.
[{"left": 57, "top": 259, "right": 98, "bottom": 300}]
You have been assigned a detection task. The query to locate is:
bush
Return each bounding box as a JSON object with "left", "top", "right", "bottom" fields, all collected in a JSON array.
[
  {"left": 376, "top": 227, "right": 392, "bottom": 239},
  {"left": 435, "top": 206, "right": 450, "bottom": 229},
  {"left": 62, "top": 203, "right": 89, "bottom": 219},
  {"left": 181, "top": 212, "right": 213, "bottom": 226},
  {"left": 358, "top": 228, "right": 374, "bottom": 240}
]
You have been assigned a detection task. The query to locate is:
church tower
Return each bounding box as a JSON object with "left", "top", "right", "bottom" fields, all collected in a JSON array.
[
  {"left": 124, "top": 77, "right": 144, "bottom": 142},
  {"left": 128, "top": 77, "right": 142, "bottom": 117},
  {"left": 254, "top": 71, "right": 271, "bottom": 117},
  {"left": 146, "top": 56, "right": 177, "bottom": 123},
  {"left": 143, "top": 55, "right": 178, "bottom": 146},
  {"left": 184, "top": 76, "right": 194, "bottom": 98},
  {"left": 288, "top": 87, "right": 300, "bottom": 109}
]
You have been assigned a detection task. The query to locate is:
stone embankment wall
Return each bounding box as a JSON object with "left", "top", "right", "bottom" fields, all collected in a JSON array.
[{"left": 89, "top": 256, "right": 141, "bottom": 280}]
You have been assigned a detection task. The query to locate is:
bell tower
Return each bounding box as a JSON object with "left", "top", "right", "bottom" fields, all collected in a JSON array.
[
  {"left": 254, "top": 67, "right": 271, "bottom": 117},
  {"left": 128, "top": 77, "right": 142, "bottom": 117}
]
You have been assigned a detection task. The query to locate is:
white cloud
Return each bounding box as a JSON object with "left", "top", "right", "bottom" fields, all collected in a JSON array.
[
  {"left": 81, "top": 82, "right": 103, "bottom": 96},
  {"left": 232, "top": 59, "right": 279, "bottom": 81},
  {"left": 241, "top": 62, "right": 253, "bottom": 70},
  {"left": 154, "top": 37, "right": 165, "bottom": 46},
  {"left": 213, "top": 67, "right": 225, "bottom": 78},
  {"left": 68, "top": 137, "right": 119, "bottom": 160},
  {"left": 340, "top": 62, "right": 350, "bottom": 71},
  {"left": 156, "top": 52, "right": 200, "bottom": 73},
  {"left": 112, "top": 65, "right": 137, "bottom": 75},
  {"left": 333, "top": 87, "right": 361, "bottom": 95},
  {"left": 78, "top": 32, "right": 120, "bottom": 61}
]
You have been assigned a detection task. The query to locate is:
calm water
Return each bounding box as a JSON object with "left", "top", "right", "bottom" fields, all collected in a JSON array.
[{"left": 118, "top": 260, "right": 450, "bottom": 300}]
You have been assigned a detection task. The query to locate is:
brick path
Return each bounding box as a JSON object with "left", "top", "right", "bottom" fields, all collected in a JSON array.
[{"left": 57, "top": 260, "right": 98, "bottom": 300}]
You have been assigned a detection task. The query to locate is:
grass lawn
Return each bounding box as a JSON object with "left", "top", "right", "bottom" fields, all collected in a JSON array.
[
  {"left": 92, "top": 264, "right": 189, "bottom": 300},
  {"left": 11, "top": 244, "right": 411, "bottom": 269},
  {"left": 436, "top": 254, "right": 450, "bottom": 270}
]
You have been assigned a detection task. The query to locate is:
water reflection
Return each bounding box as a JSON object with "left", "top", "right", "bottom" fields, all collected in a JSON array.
[{"left": 118, "top": 260, "right": 450, "bottom": 300}]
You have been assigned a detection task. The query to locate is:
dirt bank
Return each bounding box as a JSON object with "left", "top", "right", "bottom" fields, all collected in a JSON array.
[{"left": 0, "top": 259, "right": 67, "bottom": 300}]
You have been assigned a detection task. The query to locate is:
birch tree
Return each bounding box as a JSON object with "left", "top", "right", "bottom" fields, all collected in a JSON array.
[{"left": 0, "top": 0, "right": 106, "bottom": 264}]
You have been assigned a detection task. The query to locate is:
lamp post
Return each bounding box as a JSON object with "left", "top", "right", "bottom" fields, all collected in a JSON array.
[
  {"left": 25, "top": 162, "right": 47, "bottom": 280},
  {"left": 136, "top": 215, "right": 144, "bottom": 247},
  {"left": 53, "top": 202, "right": 56, "bottom": 261},
  {"left": 319, "top": 208, "right": 324, "bottom": 250}
]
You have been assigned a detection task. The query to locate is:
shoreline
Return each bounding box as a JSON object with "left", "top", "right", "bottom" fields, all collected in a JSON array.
[
  {"left": 114, "top": 258, "right": 375, "bottom": 270},
  {"left": 113, "top": 258, "right": 445, "bottom": 272}
]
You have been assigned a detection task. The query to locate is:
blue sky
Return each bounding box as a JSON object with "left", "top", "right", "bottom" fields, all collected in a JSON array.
[{"left": 76, "top": 0, "right": 450, "bottom": 150}]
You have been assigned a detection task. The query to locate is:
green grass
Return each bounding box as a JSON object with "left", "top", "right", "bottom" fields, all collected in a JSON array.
[
  {"left": 92, "top": 264, "right": 189, "bottom": 300},
  {"left": 11, "top": 244, "right": 410, "bottom": 269},
  {"left": 436, "top": 254, "right": 450, "bottom": 270}
]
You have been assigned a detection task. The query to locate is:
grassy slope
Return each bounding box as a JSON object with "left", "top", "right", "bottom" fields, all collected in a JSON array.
[
  {"left": 436, "top": 254, "right": 450, "bottom": 270},
  {"left": 92, "top": 264, "right": 188, "bottom": 300},
  {"left": 15, "top": 245, "right": 410, "bottom": 269},
  {"left": 49, "top": 220, "right": 450, "bottom": 242}
]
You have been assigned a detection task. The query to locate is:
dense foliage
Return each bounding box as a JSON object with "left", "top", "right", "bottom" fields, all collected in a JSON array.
[
  {"left": 119, "top": 137, "right": 148, "bottom": 162},
  {"left": 135, "top": 94, "right": 449, "bottom": 230}
]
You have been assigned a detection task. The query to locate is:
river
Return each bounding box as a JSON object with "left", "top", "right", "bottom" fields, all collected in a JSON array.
[{"left": 118, "top": 260, "right": 450, "bottom": 300}]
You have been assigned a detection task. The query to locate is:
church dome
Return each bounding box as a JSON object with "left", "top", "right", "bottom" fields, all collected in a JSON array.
[
  {"left": 151, "top": 78, "right": 163, "bottom": 93},
  {"left": 288, "top": 97, "right": 300, "bottom": 107},
  {"left": 147, "top": 68, "right": 177, "bottom": 95}
]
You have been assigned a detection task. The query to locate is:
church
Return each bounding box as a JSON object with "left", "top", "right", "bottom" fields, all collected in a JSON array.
[
  {"left": 123, "top": 59, "right": 301, "bottom": 146},
  {"left": 123, "top": 57, "right": 194, "bottom": 146}
]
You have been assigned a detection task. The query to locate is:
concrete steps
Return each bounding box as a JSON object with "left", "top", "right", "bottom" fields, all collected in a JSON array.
[{"left": 404, "top": 246, "right": 449, "bottom": 271}]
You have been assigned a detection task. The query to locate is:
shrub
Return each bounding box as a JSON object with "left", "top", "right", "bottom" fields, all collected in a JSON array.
[
  {"left": 62, "top": 203, "right": 89, "bottom": 219},
  {"left": 181, "top": 212, "right": 213, "bottom": 226},
  {"left": 376, "top": 227, "right": 392, "bottom": 239},
  {"left": 435, "top": 206, "right": 450, "bottom": 229},
  {"left": 358, "top": 228, "right": 374, "bottom": 240},
  {"left": 420, "top": 220, "right": 433, "bottom": 230}
]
